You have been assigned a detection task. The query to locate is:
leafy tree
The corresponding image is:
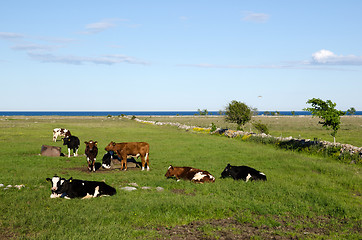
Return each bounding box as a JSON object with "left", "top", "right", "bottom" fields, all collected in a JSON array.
[
  {"left": 225, "top": 100, "right": 252, "bottom": 130},
  {"left": 197, "top": 109, "right": 208, "bottom": 115},
  {"left": 304, "top": 98, "right": 345, "bottom": 143},
  {"left": 347, "top": 107, "right": 356, "bottom": 115}
]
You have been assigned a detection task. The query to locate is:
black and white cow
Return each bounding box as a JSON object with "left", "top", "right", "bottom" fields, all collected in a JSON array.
[
  {"left": 53, "top": 128, "right": 71, "bottom": 142},
  {"left": 221, "top": 164, "right": 267, "bottom": 182},
  {"left": 101, "top": 151, "right": 121, "bottom": 169},
  {"left": 63, "top": 136, "right": 80, "bottom": 157},
  {"left": 84, "top": 140, "right": 98, "bottom": 172},
  {"left": 46, "top": 175, "right": 116, "bottom": 199}
]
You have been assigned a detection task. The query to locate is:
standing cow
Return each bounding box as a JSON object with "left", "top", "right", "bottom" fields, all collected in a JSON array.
[
  {"left": 63, "top": 136, "right": 80, "bottom": 157},
  {"left": 53, "top": 128, "right": 71, "bottom": 142},
  {"left": 85, "top": 140, "right": 98, "bottom": 172},
  {"left": 105, "top": 141, "right": 150, "bottom": 171}
]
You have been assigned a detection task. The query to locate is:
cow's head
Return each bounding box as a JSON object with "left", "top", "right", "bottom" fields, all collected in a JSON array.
[
  {"left": 85, "top": 140, "right": 98, "bottom": 151},
  {"left": 105, "top": 141, "right": 116, "bottom": 151},
  {"left": 62, "top": 136, "right": 70, "bottom": 145},
  {"left": 165, "top": 165, "right": 176, "bottom": 178},
  {"left": 46, "top": 175, "right": 65, "bottom": 192},
  {"left": 221, "top": 164, "right": 232, "bottom": 178}
]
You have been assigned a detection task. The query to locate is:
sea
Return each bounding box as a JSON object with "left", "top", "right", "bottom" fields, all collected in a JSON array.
[{"left": 1, "top": 111, "right": 361, "bottom": 116}]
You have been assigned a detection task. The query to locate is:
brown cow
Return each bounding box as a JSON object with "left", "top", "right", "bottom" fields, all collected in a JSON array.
[
  {"left": 105, "top": 141, "right": 150, "bottom": 171},
  {"left": 165, "top": 165, "right": 215, "bottom": 183},
  {"left": 84, "top": 140, "right": 98, "bottom": 172}
]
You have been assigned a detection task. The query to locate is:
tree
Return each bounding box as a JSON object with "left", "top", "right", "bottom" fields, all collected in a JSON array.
[
  {"left": 304, "top": 98, "right": 345, "bottom": 143},
  {"left": 347, "top": 107, "right": 356, "bottom": 115},
  {"left": 225, "top": 100, "right": 252, "bottom": 130}
]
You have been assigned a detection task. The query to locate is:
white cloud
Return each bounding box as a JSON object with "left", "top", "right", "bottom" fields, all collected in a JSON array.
[
  {"left": 242, "top": 11, "right": 270, "bottom": 23},
  {"left": 311, "top": 49, "right": 362, "bottom": 65},
  {"left": 81, "top": 18, "right": 128, "bottom": 34},
  {"left": 11, "top": 44, "right": 61, "bottom": 51},
  {"left": 28, "top": 52, "right": 149, "bottom": 65},
  {"left": 0, "top": 32, "right": 24, "bottom": 39}
]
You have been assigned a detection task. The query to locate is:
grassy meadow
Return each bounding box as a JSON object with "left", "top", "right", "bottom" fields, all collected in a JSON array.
[
  {"left": 0, "top": 116, "right": 361, "bottom": 239},
  {"left": 139, "top": 115, "right": 362, "bottom": 147}
]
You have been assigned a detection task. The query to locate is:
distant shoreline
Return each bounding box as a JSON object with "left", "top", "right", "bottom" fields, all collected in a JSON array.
[{"left": 0, "top": 111, "right": 361, "bottom": 116}]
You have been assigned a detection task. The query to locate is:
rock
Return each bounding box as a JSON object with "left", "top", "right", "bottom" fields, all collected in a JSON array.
[
  {"left": 156, "top": 187, "right": 164, "bottom": 192},
  {"left": 128, "top": 183, "right": 139, "bottom": 187},
  {"left": 141, "top": 186, "right": 152, "bottom": 190},
  {"left": 41, "top": 145, "right": 62, "bottom": 157},
  {"left": 121, "top": 187, "right": 137, "bottom": 191}
]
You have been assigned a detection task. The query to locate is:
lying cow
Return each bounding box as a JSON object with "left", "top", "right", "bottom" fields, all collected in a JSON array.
[
  {"left": 105, "top": 141, "right": 150, "bottom": 171},
  {"left": 46, "top": 175, "right": 116, "bottom": 199},
  {"left": 221, "top": 164, "right": 267, "bottom": 182},
  {"left": 85, "top": 140, "right": 98, "bottom": 172},
  {"left": 53, "top": 128, "right": 71, "bottom": 142},
  {"left": 63, "top": 136, "right": 80, "bottom": 157},
  {"left": 165, "top": 165, "right": 215, "bottom": 183}
]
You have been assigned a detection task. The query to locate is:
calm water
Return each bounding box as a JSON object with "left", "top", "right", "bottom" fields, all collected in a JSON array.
[{"left": 1, "top": 111, "right": 361, "bottom": 116}]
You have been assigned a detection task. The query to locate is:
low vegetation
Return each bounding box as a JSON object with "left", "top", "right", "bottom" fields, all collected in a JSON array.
[{"left": 0, "top": 116, "right": 361, "bottom": 239}]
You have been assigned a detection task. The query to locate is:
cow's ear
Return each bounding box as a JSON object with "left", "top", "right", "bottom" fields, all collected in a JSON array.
[
  {"left": 169, "top": 165, "right": 173, "bottom": 170},
  {"left": 46, "top": 178, "right": 51, "bottom": 182},
  {"left": 84, "top": 141, "right": 88, "bottom": 144},
  {"left": 95, "top": 141, "right": 98, "bottom": 145},
  {"left": 112, "top": 142, "right": 116, "bottom": 146}
]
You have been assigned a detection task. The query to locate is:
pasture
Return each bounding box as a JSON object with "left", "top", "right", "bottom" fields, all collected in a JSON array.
[
  {"left": 139, "top": 115, "right": 362, "bottom": 147},
  {"left": 0, "top": 116, "right": 361, "bottom": 239}
]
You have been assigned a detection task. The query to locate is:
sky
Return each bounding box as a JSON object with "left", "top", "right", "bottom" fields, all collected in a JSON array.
[{"left": 1, "top": 1, "right": 361, "bottom": 111}]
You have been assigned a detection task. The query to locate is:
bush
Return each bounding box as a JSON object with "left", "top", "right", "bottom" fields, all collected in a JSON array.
[
  {"left": 252, "top": 121, "right": 269, "bottom": 134},
  {"left": 210, "top": 123, "right": 217, "bottom": 132}
]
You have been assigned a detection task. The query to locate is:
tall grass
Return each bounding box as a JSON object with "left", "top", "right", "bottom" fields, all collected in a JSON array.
[{"left": 0, "top": 116, "right": 361, "bottom": 239}]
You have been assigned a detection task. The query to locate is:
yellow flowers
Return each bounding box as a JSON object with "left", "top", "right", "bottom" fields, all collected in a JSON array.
[
  {"left": 241, "top": 134, "right": 251, "bottom": 141},
  {"left": 192, "top": 127, "right": 210, "bottom": 133}
]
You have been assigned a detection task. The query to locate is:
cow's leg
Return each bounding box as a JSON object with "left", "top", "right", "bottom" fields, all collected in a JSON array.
[
  {"left": 68, "top": 148, "right": 71, "bottom": 158},
  {"left": 146, "top": 153, "right": 150, "bottom": 171},
  {"left": 119, "top": 152, "right": 127, "bottom": 171},
  {"left": 74, "top": 148, "right": 78, "bottom": 157},
  {"left": 92, "top": 158, "right": 96, "bottom": 172},
  {"left": 87, "top": 157, "right": 92, "bottom": 171},
  {"left": 140, "top": 155, "right": 145, "bottom": 171}
]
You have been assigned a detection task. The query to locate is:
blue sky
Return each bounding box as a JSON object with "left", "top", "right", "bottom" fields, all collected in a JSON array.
[{"left": 1, "top": 1, "right": 361, "bottom": 111}]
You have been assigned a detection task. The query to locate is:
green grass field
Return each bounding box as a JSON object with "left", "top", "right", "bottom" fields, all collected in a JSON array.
[
  {"left": 139, "top": 115, "right": 362, "bottom": 147},
  {"left": 0, "top": 116, "right": 361, "bottom": 239}
]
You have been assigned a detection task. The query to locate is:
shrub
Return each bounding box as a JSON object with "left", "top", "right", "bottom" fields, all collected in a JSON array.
[
  {"left": 252, "top": 121, "right": 269, "bottom": 134},
  {"left": 210, "top": 123, "right": 217, "bottom": 132}
]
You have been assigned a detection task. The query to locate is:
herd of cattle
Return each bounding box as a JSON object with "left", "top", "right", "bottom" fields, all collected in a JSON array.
[{"left": 48, "top": 128, "right": 267, "bottom": 199}]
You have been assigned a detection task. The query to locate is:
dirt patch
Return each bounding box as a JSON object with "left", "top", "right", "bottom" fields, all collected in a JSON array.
[{"left": 156, "top": 215, "right": 359, "bottom": 239}]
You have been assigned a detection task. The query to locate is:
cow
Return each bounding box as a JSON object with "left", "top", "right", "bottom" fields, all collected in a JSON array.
[
  {"left": 46, "top": 175, "right": 116, "bottom": 199},
  {"left": 53, "top": 128, "right": 71, "bottom": 142},
  {"left": 101, "top": 151, "right": 121, "bottom": 169},
  {"left": 221, "top": 164, "right": 267, "bottom": 182},
  {"left": 84, "top": 140, "right": 98, "bottom": 172},
  {"left": 165, "top": 165, "right": 215, "bottom": 183},
  {"left": 63, "top": 136, "right": 80, "bottom": 157},
  {"left": 105, "top": 141, "right": 150, "bottom": 171}
]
